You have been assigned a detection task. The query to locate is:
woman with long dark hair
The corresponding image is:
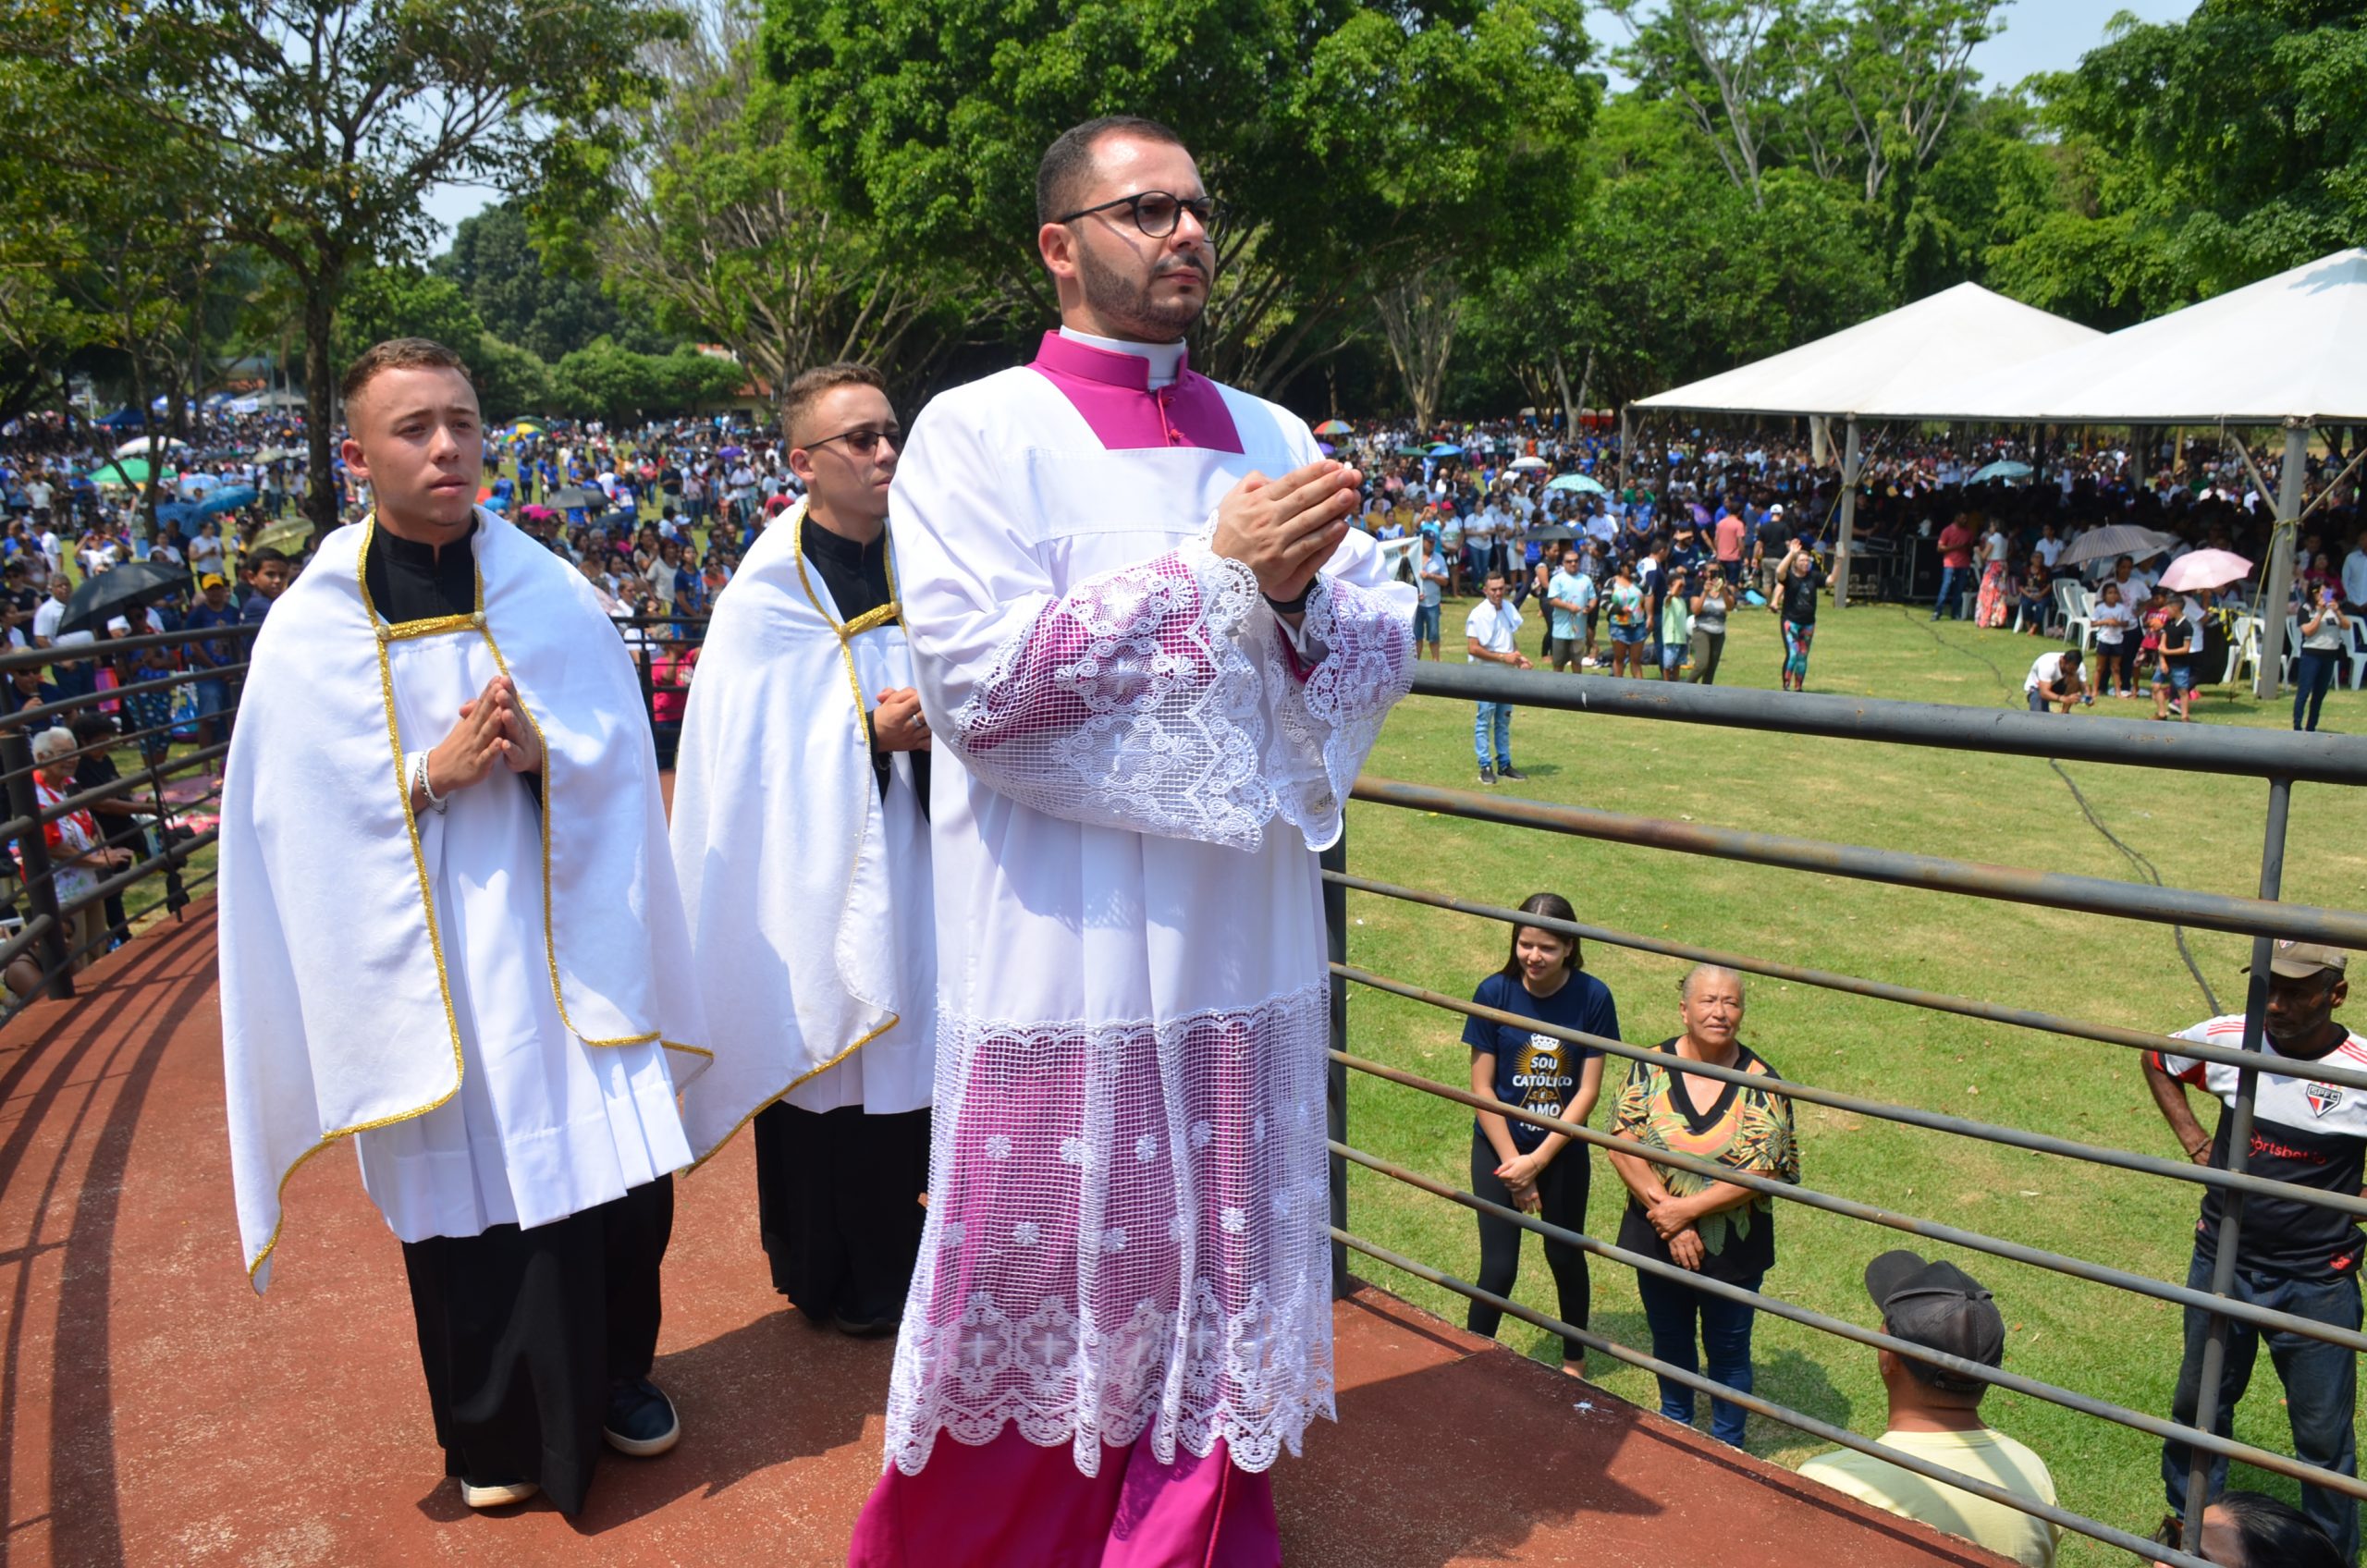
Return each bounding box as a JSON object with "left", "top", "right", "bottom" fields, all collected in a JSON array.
[{"left": 1462, "top": 892, "right": 1619, "bottom": 1377}]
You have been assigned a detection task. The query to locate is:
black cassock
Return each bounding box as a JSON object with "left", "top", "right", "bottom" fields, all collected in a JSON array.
[
  {"left": 750, "top": 516, "right": 930, "bottom": 1333},
  {"left": 370, "top": 523, "right": 672, "bottom": 1513}
]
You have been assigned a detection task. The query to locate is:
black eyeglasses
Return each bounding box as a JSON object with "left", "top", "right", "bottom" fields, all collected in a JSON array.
[
  {"left": 1055, "top": 190, "right": 1221, "bottom": 239},
  {"left": 805, "top": 423, "right": 901, "bottom": 457}
]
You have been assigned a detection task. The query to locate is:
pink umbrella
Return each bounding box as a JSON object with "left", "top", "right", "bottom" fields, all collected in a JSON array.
[{"left": 2157, "top": 549, "right": 2253, "bottom": 594}]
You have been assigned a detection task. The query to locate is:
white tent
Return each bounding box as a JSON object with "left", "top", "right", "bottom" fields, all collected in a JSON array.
[
  {"left": 1627, "top": 283, "right": 2103, "bottom": 605},
  {"left": 1631, "top": 281, "right": 2103, "bottom": 421},
  {"left": 1903, "top": 250, "right": 2367, "bottom": 424},
  {"left": 1911, "top": 249, "right": 2367, "bottom": 694}
]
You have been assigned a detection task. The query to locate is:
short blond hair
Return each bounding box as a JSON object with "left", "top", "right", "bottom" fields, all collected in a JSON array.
[
  {"left": 340, "top": 337, "right": 472, "bottom": 406},
  {"left": 780, "top": 361, "right": 887, "bottom": 446}
]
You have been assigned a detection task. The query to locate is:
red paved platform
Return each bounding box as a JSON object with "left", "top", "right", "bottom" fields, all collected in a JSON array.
[{"left": 0, "top": 903, "right": 2005, "bottom": 1567}]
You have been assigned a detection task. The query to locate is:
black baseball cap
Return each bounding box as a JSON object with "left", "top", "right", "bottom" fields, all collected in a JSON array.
[{"left": 1866, "top": 1249, "right": 2005, "bottom": 1393}]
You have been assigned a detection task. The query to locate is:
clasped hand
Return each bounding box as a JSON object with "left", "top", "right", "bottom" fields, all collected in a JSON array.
[
  {"left": 1211, "top": 459, "right": 1363, "bottom": 603},
  {"left": 427, "top": 675, "right": 540, "bottom": 797},
  {"left": 1646, "top": 1193, "right": 1706, "bottom": 1269},
  {"left": 873, "top": 687, "right": 931, "bottom": 753}
]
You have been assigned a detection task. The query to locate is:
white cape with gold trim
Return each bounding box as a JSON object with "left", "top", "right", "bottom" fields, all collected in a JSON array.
[
  {"left": 671, "top": 498, "right": 934, "bottom": 1159},
  {"left": 219, "top": 508, "right": 709, "bottom": 1292}
]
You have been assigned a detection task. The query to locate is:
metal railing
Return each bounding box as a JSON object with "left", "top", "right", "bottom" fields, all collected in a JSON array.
[
  {"left": 0, "top": 621, "right": 257, "bottom": 1011},
  {"left": 1320, "top": 661, "right": 2367, "bottom": 1568}
]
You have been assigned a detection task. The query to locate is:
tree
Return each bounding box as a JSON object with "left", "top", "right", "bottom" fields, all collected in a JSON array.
[
  {"left": 554, "top": 2, "right": 975, "bottom": 407},
  {"left": 1372, "top": 264, "right": 1466, "bottom": 431},
  {"left": 1999, "top": 0, "right": 2367, "bottom": 318},
  {"left": 765, "top": 0, "right": 1599, "bottom": 396},
  {"left": 5, "top": 0, "right": 693, "bottom": 535},
  {"left": 436, "top": 201, "right": 664, "bottom": 363},
  {"left": 471, "top": 335, "right": 558, "bottom": 423},
  {"left": 552, "top": 339, "right": 745, "bottom": 424},
  {"left": 333, "top": 267, "right": 487, "bottom": 368}
]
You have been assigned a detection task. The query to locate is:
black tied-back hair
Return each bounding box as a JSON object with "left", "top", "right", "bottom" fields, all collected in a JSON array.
[
  {"left": 1500, "top": 892, "right": 1581, "bottom": 981},
  {"left": 2154, "top": 1491, "right": 2343, "bottom": 1568}
]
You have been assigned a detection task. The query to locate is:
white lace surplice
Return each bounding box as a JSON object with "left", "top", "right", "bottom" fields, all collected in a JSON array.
[{"left": 887, "top": 363, "right": 1414, "bottom": 1478}]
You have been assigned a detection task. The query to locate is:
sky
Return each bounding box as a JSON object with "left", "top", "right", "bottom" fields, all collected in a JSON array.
[{"left": 418, "top": 0, "right": 2199, "bottom": 246}]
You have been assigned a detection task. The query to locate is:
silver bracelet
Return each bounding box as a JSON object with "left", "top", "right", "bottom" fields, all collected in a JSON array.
[{"left": 414, "top": 752, "right": 450, "bottom": 815}]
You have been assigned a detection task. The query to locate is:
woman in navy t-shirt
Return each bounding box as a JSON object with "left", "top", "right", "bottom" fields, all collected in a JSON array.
[{"left": 1461, "top": 891, "right": 1620, "bottom": 1375}]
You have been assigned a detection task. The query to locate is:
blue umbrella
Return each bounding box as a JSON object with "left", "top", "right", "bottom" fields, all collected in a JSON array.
[
  {"left": 152, "top": 500, "right": 201, "bottom": 530},
  {"left": 193, "top": 485, "right": 257, "bottom": 518},
  {"left": 1547, "top": 473, "right": 1607, "bottom": 494},
  {"left": 1429, "top": 443, "right": 1463, "bottom": 457},
  {"left": 1970, "top": 460, "right": 2033, "bottom": 483}
]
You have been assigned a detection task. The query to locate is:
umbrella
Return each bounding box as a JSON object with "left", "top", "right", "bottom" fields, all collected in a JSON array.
[
  {"left": 193, "top": 485, "right": 256, "bottom": 518},
  {"left": 1429, "top": 443, "right": 1463, "bottom": 457},
  {"left": 113, "top": 435, "right": 189, "bottom": 459},
  {"left": 57, "top": 560, "right": 190, "bottom": 636},
  {"left": 1970, "top": 459, "right": 2033, "bottom": 483},
  {"left": 254, "top": 446, "right": 296, "bottom": 462},
  {"left": 250, "top": 517, "right": 314, "bottom": 554},
  {"left": 2158, "top": 548, "right": 2254, "bottom": 594},
  {"left": 178, "top": 472, "right": 224, "bottom": 495},
  {"left": 1508, "top": 455, "right": 1549, "bottom": 472},
  {"left": 1547, "top": 473, "right": 1607, "bottom": 494},
  {"left": 511, "top": 421, "right": 545, "bottom": 435},
  {"left": 2058, "top": 524, "right": 2177, "bottom": 569},
  {"left": 88, "top": 459, "right": 173, "bottom": 488},
  {"left": 1313, "top": 419, "right": 1352, "bottom": 435},
  {"left": 717, "top": 446, "right": 746, "bottom": 459},
  {"left": 1317, "top": 442, "right": 1336, "bottom": 457},
  {"left": 1392, "top": 445, "right": 1429, "bottom": 457},
  {"left": 548, "top": 486, "right": 603, "bottom": 510},
  {"left": 1527, "top": 525, "right": 1579, "bottom": 543}
]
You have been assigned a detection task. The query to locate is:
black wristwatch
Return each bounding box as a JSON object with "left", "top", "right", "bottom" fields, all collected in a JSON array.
[{"left": 1263, "top": 586, "right": 1311, "bottom": 615}]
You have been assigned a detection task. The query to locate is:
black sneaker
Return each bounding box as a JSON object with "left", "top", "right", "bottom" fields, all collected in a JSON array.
[
  {"left": 603, "top": 1377, "right": 681, "bottom": 1457},
  {"left": 1497, "top": 766, "right": 1527, "bottom": 782},
  {"left": 1478, "top": 766, "right": 1496, "bottom": 785}
]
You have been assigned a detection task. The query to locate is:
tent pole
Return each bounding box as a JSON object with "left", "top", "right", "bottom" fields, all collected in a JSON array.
[
  {"left": 1834, "top": 416, "right": 1860, "bottom": 610},
  {"left": 1619, "top": 407, "right": 1632, "bottom": 497},
  {"left": 2252, "top": 423, "right": 2307, "bottom": 701}
]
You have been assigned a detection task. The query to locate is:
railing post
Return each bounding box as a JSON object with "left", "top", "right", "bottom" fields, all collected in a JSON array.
[
  {"left": 2, "top": 729, "right": 74, "bottom": 999},
  {"left": 2182, "top": 774, "right": 2289, "bottom": 1551},
  {"left": 1322, "top": 827, "right": 1350, "bottom": 1301}
]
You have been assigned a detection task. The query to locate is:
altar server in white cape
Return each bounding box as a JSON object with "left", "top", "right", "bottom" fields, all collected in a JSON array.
[
  {"left": 848, "top": 119, "right": 1416, "bottom": 1568},
  {"left": 218, "top": 338, "right": 710, "bottom": 1516},
  {"left": 672, "top": 361, "right": 936, "bottom": 1336}
]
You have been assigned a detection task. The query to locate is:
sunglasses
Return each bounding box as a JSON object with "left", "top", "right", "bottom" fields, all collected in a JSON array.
[{"left": 805, "top": 424, "right": 902, "bottom": 458}]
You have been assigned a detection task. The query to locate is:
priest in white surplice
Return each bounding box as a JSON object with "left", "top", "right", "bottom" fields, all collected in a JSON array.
[
  {"left": 672, "top": 361, "right": 935, "bottom": 1335},
  {"left": 219, "top": 338, "right": 709, "bottom": 1516},
  {"left": 849, "top": 118, "right": 1415, "bottom": 1568}
]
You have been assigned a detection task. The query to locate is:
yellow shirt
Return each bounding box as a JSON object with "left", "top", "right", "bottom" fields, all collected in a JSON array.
[{"left": 1797, "top": 1427, "right": 2058, "bottom": 1568}]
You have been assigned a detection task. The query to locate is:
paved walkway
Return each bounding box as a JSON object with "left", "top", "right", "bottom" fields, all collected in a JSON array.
[{"left": 0, "top": 903, "right": 2005, "bottom": 1567}]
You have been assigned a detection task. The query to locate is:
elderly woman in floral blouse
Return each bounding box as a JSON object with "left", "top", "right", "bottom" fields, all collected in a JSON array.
[{"left": 1606, "top": 963, "right": 1799, "bottom": 1448}]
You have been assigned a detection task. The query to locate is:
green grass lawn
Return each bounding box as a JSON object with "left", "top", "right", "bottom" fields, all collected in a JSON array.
[{"left": 1340, "top": 592, "right": 2367, "bottom": 1564}]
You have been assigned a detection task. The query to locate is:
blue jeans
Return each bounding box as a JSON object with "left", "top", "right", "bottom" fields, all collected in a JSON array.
[
  {"left": 2295, "top": 649, "right": 2337, "bottom": 730},
  {"left": 1934, "top": 566, "right": 1967, "bottom": 618},
  {"left": 1637, "top": 1268, "right": 1762, "bottom": 1447},
  {"left": 2164, "top": 1248, "right": 2360, "bottom": 1561},
  {"left": 1413, "top": 603, "right": 1441, "bottom": 644},
  {"left": 1473, "top": 702, "right": 1512, "bottom": 769}
]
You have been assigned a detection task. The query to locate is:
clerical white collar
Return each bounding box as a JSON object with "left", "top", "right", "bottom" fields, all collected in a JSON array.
[{"left": 1059, "top": 326, "right": 1186, "bottom": 391}]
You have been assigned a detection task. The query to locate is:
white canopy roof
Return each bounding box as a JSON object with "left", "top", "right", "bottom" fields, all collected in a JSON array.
[
  {"left": 1904, "top": 249, "right": 2367, "bottom": 425},
  {"left": 1630, "top": 282, "right": 2103, "bottom": 421}
]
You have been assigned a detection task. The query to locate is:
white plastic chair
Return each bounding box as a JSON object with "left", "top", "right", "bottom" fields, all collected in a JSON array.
[
  {"left": 2058, "top": 583, "right": 2094, "bottom": 650},
  {"left": 2222, "top": 616, "right": 2261, "bottom": 686}
]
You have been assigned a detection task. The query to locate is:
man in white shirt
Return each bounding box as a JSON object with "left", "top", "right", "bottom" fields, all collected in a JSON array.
[
  {"left": 2023, "top": 648, "right": 2088, "bottom": 712},
  {"left": 1465, "top": 568, "right": 1530, "bottom": 783},
  {"left": 1464, "top": 502, "right": 1497, "bottom": 585},
  {"left": 1799, "top": 1252, "right": 2058, "bottom": 1568},
  {"left": 2340, "top": 527, "right": 2367, "bottom": 613}
]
